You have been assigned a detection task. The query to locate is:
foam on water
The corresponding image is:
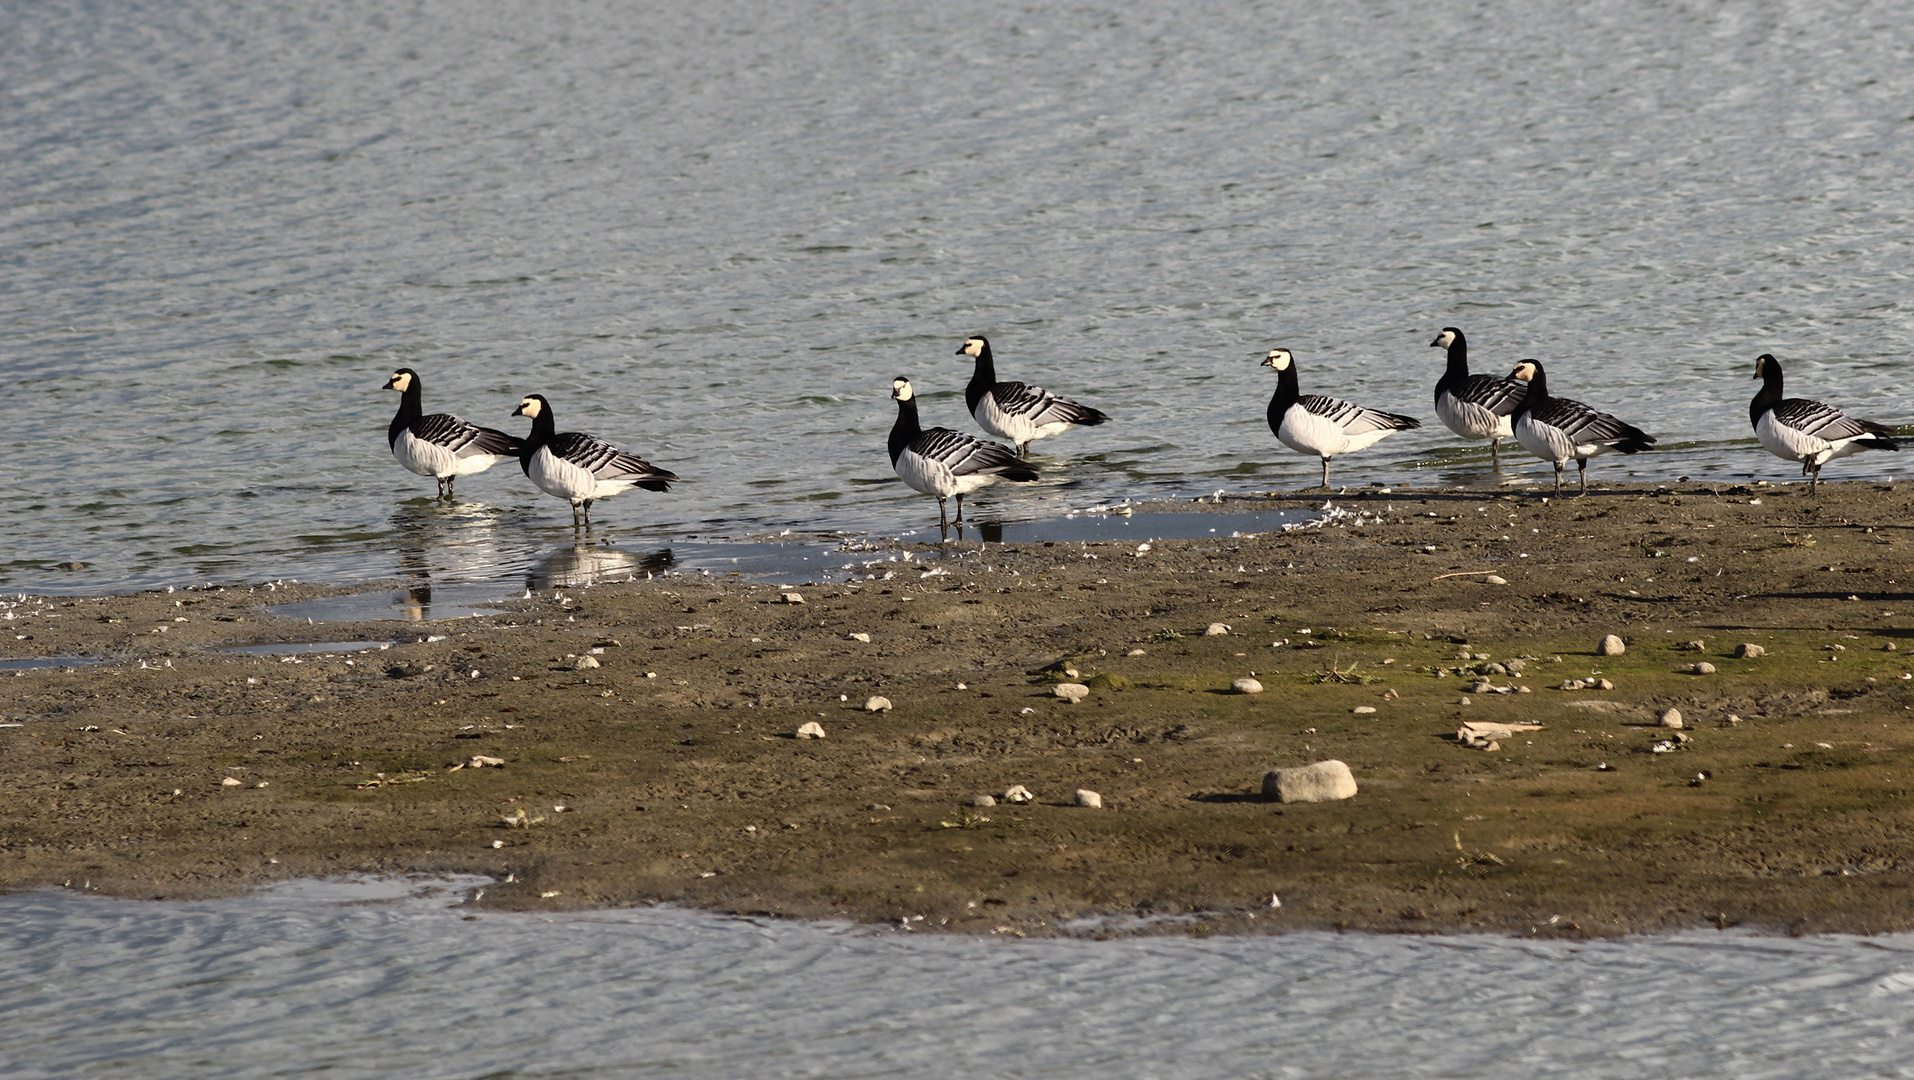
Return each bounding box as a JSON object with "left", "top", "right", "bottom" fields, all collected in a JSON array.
[
  {"left": 4, "top": 0, "right": 1912, "bottom": 594},
  {"left": 4, "top": 877, "right": 1914, "bottom": 1079}
]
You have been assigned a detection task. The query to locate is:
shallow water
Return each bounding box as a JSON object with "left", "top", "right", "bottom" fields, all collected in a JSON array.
[
  {"left": 5, "top": 877, "right": 1914, "bottom": 1079},
  {"left": 5, "top": 0, "right": 1911, "bottom": 596}
]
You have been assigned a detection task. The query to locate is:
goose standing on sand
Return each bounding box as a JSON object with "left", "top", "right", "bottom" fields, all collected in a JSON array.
[
  {"left": 957, "top": 335, "right": 1110, "bottom": 457},
  {"left": 1506, "top": 360, "right": 1655, "bottom": 495},
  {"left": 889, "top": 376, "right": 1038, "bottom": 527},
  {"left": 1750, "top": 353, "right": 1898, "bottom": 493},
  {"left": 383, "top": 368, "right": 523, "bottom": 499},
  {"left": 1262, "top": 348, "right": 1420, "bottom": 490},
  {"left": 1430, "top": 327, "right": 1526, "bottom": 467},
  {"left": 510, "top": 394, "right": 677, "bottom": 527}
]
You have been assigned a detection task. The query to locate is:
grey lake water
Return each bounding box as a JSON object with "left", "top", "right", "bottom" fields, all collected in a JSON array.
[
  {"left": 8, "top": 0, "right": 1914, "bottom": 1072},
  {"left": 7, "top": 0, "right": 1914, "bottom": 596}
]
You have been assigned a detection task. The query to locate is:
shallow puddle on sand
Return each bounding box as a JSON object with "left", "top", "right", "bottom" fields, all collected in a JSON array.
[
  {"left": 0, "top": 656, "right": 108, "bottom": 671},
  {"left": 217, "top": 640, "right": 398, "bottom": 656}
]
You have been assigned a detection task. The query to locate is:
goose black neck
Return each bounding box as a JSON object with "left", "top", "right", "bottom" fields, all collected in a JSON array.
[
  {"left": 889, "top": 396, "right": 921, "bottom": 464},
  {"left": 518, "top": 406, "right": 556, "bottom": 474},
  {"left": 1266, "top": 363, "right": 1299, "bottom": 433},
  {"left": 1514, "top": 366, "right": 1550, "bottom": 415},
  {"left": 963, "top": 344, "right": 997, "bottom": 414},
  {"left": 1751, "top": 358, "right": 1784, "bottom": 426},
  {"left": 388, "top": 380, "right": 423, "bottom": 448},
  {"left": 1434, "top": 333, "right": 1471, "bottom": 399}
]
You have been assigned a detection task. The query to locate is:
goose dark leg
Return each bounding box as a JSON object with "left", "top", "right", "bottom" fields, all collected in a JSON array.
[
  {"left": 936, "top": 496, "right": 949, "bottom": 529},
  {"left": 1810, "top": 463, "right": 1821, "bottom": 495},
  {"left": 954, "top": 493, "right": 965, "bottom": 524},
  {"left": 570, "top": 502, "right": 583, "bottom": 529},
  {"left": 1553, "top": 463, "right": 1564, "bottom": 497},
  {"left": 447, "top": 476, "right": 456, "bottom": 499},
  {"left": 1320, "top": 457, "right": 1331, "bottom": 491},
  {"left": 1490, "top": 438, "right": 1501, "bottom": 470},
  {"left": 1577, "top": 459, "right": 1589, "bottom": 496}
]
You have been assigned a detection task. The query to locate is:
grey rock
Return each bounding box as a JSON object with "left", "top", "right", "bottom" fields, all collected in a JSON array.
[
  {"left": 1074, "top": 789, "right": 1104, "bottom": 808},
  {"left": 1263, "top": 760, "right": 1359, "bottom": 803},
  {"left": 1599, "top": 635, "right": 1626, "bottom": 656},
  {"left": 1735, "top": 643, "right": 1766, "bottom": 658}
]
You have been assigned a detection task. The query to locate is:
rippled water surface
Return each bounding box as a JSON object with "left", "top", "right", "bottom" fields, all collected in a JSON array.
[
  {"left": 6, "top": 0, "right": 1913, "bottom": 594},
  {"left": 6, "top": 878, "right": 1914, "bottom": 1079}
]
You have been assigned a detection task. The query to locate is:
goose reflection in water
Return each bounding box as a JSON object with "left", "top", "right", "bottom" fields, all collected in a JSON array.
[{"left": 529, "top": 543, "right": 674, "bottom": 591}]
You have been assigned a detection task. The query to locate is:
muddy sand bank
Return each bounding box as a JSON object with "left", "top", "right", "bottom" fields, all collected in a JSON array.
[{"left": 8, "top": 481, "right": 1914, "bottom": 937}]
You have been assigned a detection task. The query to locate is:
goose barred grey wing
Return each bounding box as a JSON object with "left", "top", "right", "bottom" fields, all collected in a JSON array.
[
  {"left": 547, "top": 432, "right": 677, "bottom": 491},
  {"left": 912, "top": 427, "right": 1032, "bottom": 477},
  {"left": 989, "top": 381, "right": 1107, "bottom": 426},
  {"left": 1772, "top": 398, "right": 1893, "bottom": 441},
  {"left": 1298, "top": 394, "right": 1421, "bottom": 434},
  {"left": 1454, "top": 373, "right": 1527, "bottom": 417},
  {"left": 411, "top": 414, "right": 523, "bottom": 458},
  {"left": 1528, "top": 397, "right": 1652, "bottom": 448}
]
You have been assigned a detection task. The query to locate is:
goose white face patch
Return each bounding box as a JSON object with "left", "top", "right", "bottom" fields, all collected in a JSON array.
[
  {"left": 516, "top": 397, "right": 542, "bottom": 417},
  {"left": 892, "top": 378, "right": 914, "bottom": 401},
  {"left": 1263, "top": 349, "right": 1292, "bottom": 371},
  {"left": 1510, "top": 362, "right": 1538, "bottom": 383},
  {"left": 1433, "top": 330, "right": 1455, "bottom": 348},
  {"left": 386, "top": 371, "right": 411, "bottom": 392},
  {"left": 960, "top": 338, "right": 984, "bottom": 357}
]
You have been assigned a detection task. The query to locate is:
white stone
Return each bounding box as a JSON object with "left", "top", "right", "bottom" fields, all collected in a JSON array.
[
  {"left": 573, "top": 655, "right": 600, "bottom": 670},
  {"left": 1691, "top": 662, "right": 1716, "bottom": 675},
  {"left": 1126, "top": 648, "right": 1147, "bottom": 657},
  {"left": 1735, "top": 643, "right": 1766, "bottom": 658},
  {"left": 221, "top": 777, "right": 243, "bottom": 787},
  {"left": 1206, "top": 623, "right": 1230, "bottom": 636},
  {"left": 847, "top": 632, "right": 871, "bottom": 643},
  {"left": 1231, "top": 677, "right": 1264, "bottom": 695},
  {"left": 797, "top": 721, "right": 826, "bottom": 739},
  {"left": 1599, "top": 634, "right": 1626, "bottom": 656},
  {"left": 781, "top": 592, "right": 806, "bottom": 604},
  {"left": 1659, "top": 709, "right": 1684, "bottom": 729},
  {"left": 1484, "top": 575, "right": 1508, "bottom": 585},
  {"left": 970, "top": 795, "right": 996, "bottom": 807},
  {"left": 1596, "top": 679, "right": 1615, "bottom": 691},
  {"left": 1352, "top": 706, "right": 1377, "bottom": 714},
  {"left": 1003, "top": 785, "right": 1035, "bottom": 803},
  {"left": 1054, "top": 682, "right": 1090, "bottom": 703},
  {"left": 864, "top": 696, "right": 893, "bottom": 713},
  {"left": 469, "top": 755, "right": 505, "bottom": 767},
  {"left": 1074, "top": 789, "right": 1104, "bottom": 808},
  {"left": 1262, "top": 760, "right": 1358, "bottom": 803}
]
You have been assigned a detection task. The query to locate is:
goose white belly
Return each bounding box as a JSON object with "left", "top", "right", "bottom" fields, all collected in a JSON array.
[
  {"left": 894, "top": 449, "right": 1001, "bottom": 500},
  {"left": 1276, "top": 405, "right": 1390, "bottom": 458},
  {"left": 1436, "top": 391, "right": 1512, "bottom": 442},
  {"left": 973, "top": 395, "right": 1072, "bottom": 446},
  {"left": 392, "top": 428, "right": 461, "bottom": 479},
  {"left": 1515, "top": 415, "right": 1610, "bottom": 465},
  {"left": 528, "top": 446, "right": 622, "bottom": 503},
  {"left": 1755, "top": 410, "right": 1856, "bottom": 467}
]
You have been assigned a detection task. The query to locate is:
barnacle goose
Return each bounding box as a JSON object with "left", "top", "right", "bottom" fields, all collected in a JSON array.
[
  {"left": 1751, "top": 353, "right": 1898, "bottom": 492},
  {"left": 889, "top": 376, "right": 1038, "bottom": 527},
  {"left": 510, "top": 394, "right": 677, "bottom": 527},
  {"left": 957, "top": 335, "right": 1110, "bottom": 456},
  {"left": 383, "top": 368, "right": 523, "bottom": 498},
  {"left": 1430, "top": 327, "right": 1526, "bottom": 467},
  {"left": 1262, "top": 348, "right": 1420, "bottom": 490},
  {"left": 1507, "top": 360, "right": 1655, "bottom": 495}
]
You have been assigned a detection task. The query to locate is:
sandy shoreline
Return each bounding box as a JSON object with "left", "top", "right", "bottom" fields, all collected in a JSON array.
[{"left": 7, "top": 480, "right": 1914, "bottom": 937}]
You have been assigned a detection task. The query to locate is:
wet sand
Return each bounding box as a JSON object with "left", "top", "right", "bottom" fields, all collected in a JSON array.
[{"left": 8, "top": 480, "right": 1914, "bottom": 937}]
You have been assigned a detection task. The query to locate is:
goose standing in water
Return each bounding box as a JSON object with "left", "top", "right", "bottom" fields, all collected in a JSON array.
[
  {"left": 889, "top": 376, "right": 1038, "bottom": 527},
  {"left": 383, "top": 368, "right": 522, "bottom": 499},
  {"left": 957, "top": 335, "right": 1110, "bottom": 457},
  {"left": 511, "top": 394, "right": 677, "bottom": 527},
  {"left": 1506, "top": 360, "right": 1655, "bottom": 495},
  {"left": 1429, "top": 327, "right": 1526, "bottom": 468},
  {"left": 1262, "top": 348, "right": 1420, "bottom": 490},
  {"left": 1750, "top": 353, "right": 1897, "bottom": 493}
]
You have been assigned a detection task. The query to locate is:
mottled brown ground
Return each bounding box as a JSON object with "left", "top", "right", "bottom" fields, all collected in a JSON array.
[{"left": 8, "top": 479, "right": 1914, "bottom": 937}]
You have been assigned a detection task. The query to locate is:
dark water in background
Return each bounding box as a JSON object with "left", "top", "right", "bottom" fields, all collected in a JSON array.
[{"left": 4, "top": 0, "right": 1911, "bottom": 596}]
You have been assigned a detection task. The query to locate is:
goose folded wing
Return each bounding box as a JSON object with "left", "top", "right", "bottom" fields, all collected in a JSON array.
[
  {"left": 990, "top": 381, "right": 1102, "bottom": 425},
  {"left": 1774, "top": 398, "right": 1893, "bottom": 440},
  {"left": 549, "top": 433, "right": 677, "bottom": 489},
  {"left": 1538, "top": 399, "right": 1652, "bottom": 445},
  {"left": 913, "top": 427, "right": 1023, "bottom": 476},
  {"left": 1457, "top": 374, "right": 1527, "bottom": 416},
  {"left": 1300, "top": 394, "right": 1420, "bottom": 434},
  {"left": 413, "top": 414, "right": 523, "bottom": 457}
]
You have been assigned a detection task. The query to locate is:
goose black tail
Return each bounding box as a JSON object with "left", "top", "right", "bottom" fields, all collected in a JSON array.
[
  {"left": 1859, "top": 436, "right": 1900, "bottom": 452},
  {"left": 1614, "top": 429, "right": 1656, "bottom": 455}
]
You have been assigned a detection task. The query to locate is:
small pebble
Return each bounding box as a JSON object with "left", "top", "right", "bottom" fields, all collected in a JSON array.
[
  {"left": 1680, "top": 640, "right": 1706, "bottom": 652},
  {"left": 1003, "top": 785, "right": 1035, "bottom": 803},
  {"left": 1457, "top": 696, "right": 1472, "bottom": 705},
  {"left": 573, "top": 655, "right": 600, "bottom": 670},
  {"left": 797, "top": 721, "right": 826, "bottom": 739},
  {"left": 1660, "top": 708, "right": 1684, "bottom": 729},
  {"left": 1054, "top": 682, "right": 1090, "bottom": 704},
  {"left": 1231, "top": 677, "right": 1264, "bottom": 695},
  {"left": 847, "top": 632, "right": 871, "bottom": 643},
  {"left": 1484, "top": 575, "right": 1508, "bottom": 585},
  {"left": 1596, "top": 679, "right": 1614, "bottom": 691},
  {"left": 1599, "top": 634, "right": 1626, "bottom": 656},
  {"left": 1352, "top": 706, "right": 1376, "bottom": 714},
  {"left": 1206, "top": 623, "right": 1230, "bottom": 636},
  {"left": 781, "top": 592, "right": 806, "bottom": 604},
  {"left": 865, "top": 696, "right": 893, "bottom": 713},
  {"left": 1074, "top": 789, "right": 1104, "bottom": 808},
  {"left": 221, "top": 777, "right": 243, "bottom": 787},
  {"left": 1725, "top": 714, "right": 1742, "bottom": 726},
  {"left": 1126, "top": 648, "right": 1146, "bottom": 657}
]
